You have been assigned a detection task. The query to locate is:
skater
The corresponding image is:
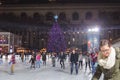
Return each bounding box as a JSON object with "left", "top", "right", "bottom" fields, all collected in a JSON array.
[
  {"left": 78, "top": 52, "right": 83, "bottom": 69},
  {"left": 36, "top": 52, "right": 41, "bottom": 68},
  {"left": 91, "top": 52, "right": 98, "bottom": 74},
  {"left": 9, "top": 52, "right": 16, "bottom": 74},
  {"left": 42, "top": 51, "right": 47, "bottom": 66},
  {"left": 29, "top": 55, "right": 35, "bottom": 69},
  {"left": 58, "top": 51, "right": 66, "bottom": 69},
  {"left": 85, "top": 53, "right": 91, "bottom": 71},
  {"left": 5, "top": 51, "right": 9, "bottom": 60},
  {"left": 51, "top": 52, "right": 56, "bottom": 67},
  {"left": 69, "top": 50, "right": 79, "bottom": 75},
  {"left": 21, "top": 52, "right": 24, "bottom": 62},
  {"left": 0, "top": 52, "right": 3, "bottom": 59},
  {"left": 0, "top": 53, "right": 3, "bottom": 65},
  {"left": 92, "top": 39, "right": 120, "bottom": 80}
]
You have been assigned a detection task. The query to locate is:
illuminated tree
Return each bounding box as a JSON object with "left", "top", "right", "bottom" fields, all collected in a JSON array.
[{"left": 47, "top": 21, "right": 66, "bottom": 53}]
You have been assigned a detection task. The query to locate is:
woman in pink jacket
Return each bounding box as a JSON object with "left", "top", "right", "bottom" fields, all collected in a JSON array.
[{"left": 36, "top": 52, "right": 41, "bottom": 68}]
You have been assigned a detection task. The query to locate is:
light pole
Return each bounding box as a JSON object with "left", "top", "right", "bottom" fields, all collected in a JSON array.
[{"left": 87, "top": 27, "right": 100, "bottom": 52}]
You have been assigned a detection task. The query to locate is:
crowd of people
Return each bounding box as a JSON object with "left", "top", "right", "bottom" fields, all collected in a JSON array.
[
  {"left": 0, "top": 49, "right": 98, "bottom": 75},
  {"left": 0, "top": 39, "right": 120, "bottom": 80}
]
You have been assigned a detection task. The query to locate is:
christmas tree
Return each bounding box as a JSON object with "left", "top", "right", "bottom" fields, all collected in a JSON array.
[{"left": 47, "top": 16, "right": 66, "bottom": 53}]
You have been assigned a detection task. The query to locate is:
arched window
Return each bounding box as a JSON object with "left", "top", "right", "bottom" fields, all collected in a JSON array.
[
  {"left": 45, "top": 12, "right": 54, "bottom": 21},
  {"left": 112, "top": 11, "right": 120, "bottom": 20},
  {"left": 33, "top": 12, "right": 40, "bottom": 18},
  {"left": 85, "top": 12, "right": 93, "bottom": 20},
  {"left": 98, "top": 11, "right": 109, "bottom": 21},
  {"left": 7, "top": 12, "right": 15, "bottom": 17},
  {"left": 33, "top": 12, "right": 41, "bottom": 20},
  {"left": 72, "top": 12, "right": 79, "bottom": 20},
  {"left": 21, "top": 12, "right": 28, "bottom": 19},
  {"left": 0, "top": 13, "right": 7, "bottom": 19},
  {"left": 59, "top": 12, "right": 66, "bottom": 21},
  {"left": 7, "top": 12, "right": 16, "bottom": 20},
  {"left": 33, "top": 13, "right": 44, "bottom": 23}
]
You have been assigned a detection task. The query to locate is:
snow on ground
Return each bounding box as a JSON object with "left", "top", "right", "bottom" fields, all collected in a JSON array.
[{"left": 0, "top": 55, "right": 103, "bottom": 80}]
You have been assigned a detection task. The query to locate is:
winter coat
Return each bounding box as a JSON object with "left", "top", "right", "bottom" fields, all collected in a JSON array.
[
  {"left": 85, "top": 55, "right": 91, "bottom": 63},
  {"left": 29, "top": 57, "right": 35, "bottom": 64},
  {"left": 42, "top": 53, "right": 46, "bottom": 61},
  {"left": 91, "top": 53, "right": 97, "bottom": 63},
  {"left": 59, "top": 53, "right": 66, "bottom": 61},
  {"left": 92, "top": 48, "right": 120, "bottom": 80},
  {"left": 70, "top": 53, "right": 79, "bottom": 63},
  {"left": 52, "top": 56, "right": 56, "bottom": 63},
  {"left": 78, "top": 54, "right": 83, "bottom": 61},
  {"left": 36, "top": 54, "right": 41, "bottom": 61},
  {"left": 10, "top": 54, "right": 15, "bottom": 64}
]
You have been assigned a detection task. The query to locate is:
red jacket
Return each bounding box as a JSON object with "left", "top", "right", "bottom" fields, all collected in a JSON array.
[{"left": 11, "top": 55, "right": 15, "bottom": 64}]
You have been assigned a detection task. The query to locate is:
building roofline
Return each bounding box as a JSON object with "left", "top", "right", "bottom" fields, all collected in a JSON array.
[
  {"left": 0, "top": 3, "right": 120, "bottom": 10},
  {"left": 0, "top": 3, "right": 120, "bottom": 7}
]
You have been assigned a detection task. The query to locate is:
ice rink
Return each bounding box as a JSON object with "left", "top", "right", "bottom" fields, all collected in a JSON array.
[{"left": 0, "top": 55, "right": 103, "bottom": 80}]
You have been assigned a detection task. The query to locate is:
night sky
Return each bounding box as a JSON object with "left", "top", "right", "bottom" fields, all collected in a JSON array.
[{"left": 1, "top": 0, "right": 120, "bottom": 4}]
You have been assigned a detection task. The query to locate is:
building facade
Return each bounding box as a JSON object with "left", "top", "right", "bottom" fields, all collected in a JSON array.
[{"left": 0, "top": 3, "right": 120, "bottom": 50}]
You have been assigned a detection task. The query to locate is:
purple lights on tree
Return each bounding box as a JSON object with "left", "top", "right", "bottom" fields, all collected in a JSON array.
[{"left": 47, "top": 22, "right": 66, "bottom": 53}]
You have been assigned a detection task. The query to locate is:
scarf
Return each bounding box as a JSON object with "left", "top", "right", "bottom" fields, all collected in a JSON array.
[{"left": 98, "top": 47, "right": 116, "bottom": 69}]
